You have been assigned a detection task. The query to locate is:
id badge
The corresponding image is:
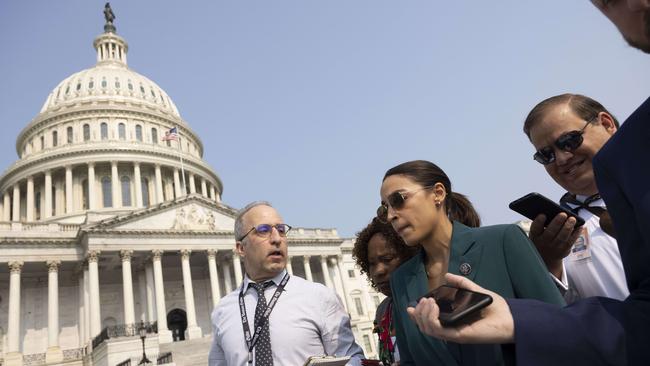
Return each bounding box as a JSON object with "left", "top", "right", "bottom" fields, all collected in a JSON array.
[{"left": 569, "top": 226, "right": 592, "bottom": 261}]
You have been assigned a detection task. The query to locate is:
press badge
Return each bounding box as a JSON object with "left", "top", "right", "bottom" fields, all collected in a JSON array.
[{"left": 569, "top": 226, "right": 592, "bottom": 261}]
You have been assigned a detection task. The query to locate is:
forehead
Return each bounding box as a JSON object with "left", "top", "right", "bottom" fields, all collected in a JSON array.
[
  {"left": 380, "top": 174, "right": 420, "bottom": 197},
  {"left": 528, "top": 104, "right": 584, "bottom": 147},
  {"left": 242, "top": 205, "right": 283, "bottom": 225},
  {"left": 368, "top": 233, "right": 395, "bottom": 255}
]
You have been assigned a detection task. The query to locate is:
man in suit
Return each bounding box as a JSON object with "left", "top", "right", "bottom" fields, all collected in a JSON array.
[{"left": 406, "top": 1, "right": 650, "bottom": 365}]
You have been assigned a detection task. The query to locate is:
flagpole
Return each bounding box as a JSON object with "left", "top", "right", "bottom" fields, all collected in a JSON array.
[{"left": 175, "top": 126, "right": 187, "bottom": 195}]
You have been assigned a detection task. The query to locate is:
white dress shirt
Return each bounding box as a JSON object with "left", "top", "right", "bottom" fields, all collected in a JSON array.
[
  {"left": 208, "top": 270, "right": 364, "bottom": 366},
  {"left": 553, "top": 196, "right": 629, "bottom": 302}
]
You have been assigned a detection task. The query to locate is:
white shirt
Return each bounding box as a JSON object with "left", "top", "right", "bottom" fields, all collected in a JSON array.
[
  {"left": 553, "top": 196, "right": 629, "bottom": 302},
  {"left": 208, "top": 270, "right": 364, "bottom": 366}
]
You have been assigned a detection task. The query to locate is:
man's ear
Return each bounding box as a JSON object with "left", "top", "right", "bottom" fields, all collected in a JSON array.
[
  {"left": 598, "top": 112, "right": 618, "bottom": 135},
  {"left": 235, "top": 241, "right": 245, "bottom": 257}
]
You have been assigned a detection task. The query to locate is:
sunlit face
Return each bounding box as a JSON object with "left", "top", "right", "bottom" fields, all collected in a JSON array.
[
  {"left": 235, "top": 205, "right": 288, "bottom": 281},
  {"left": 591, "top": 0, "right": 650, "bottom": 53},
  {"left": 380, "top": 175, "right": 440, "bottom": 245},
  {"left": 529, "top": 104, "right": 616, "bottom": 195},
  {"left": 367, "top": 233, "right": 402, "bottom": 297}
]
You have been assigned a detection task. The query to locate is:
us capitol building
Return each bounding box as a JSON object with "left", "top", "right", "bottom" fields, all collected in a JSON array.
[{"left": 0, "top": 6, "right": 382, "bottom": 366}]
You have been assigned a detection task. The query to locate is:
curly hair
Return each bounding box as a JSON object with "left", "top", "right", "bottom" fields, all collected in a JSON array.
[{"left": 352, "top": 218, "right": 420, "bottom": 290}]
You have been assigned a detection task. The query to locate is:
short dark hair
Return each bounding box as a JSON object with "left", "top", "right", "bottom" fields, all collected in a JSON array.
[
  {"left": 352, "top": 218, "right": 419, "bottom": 291},
  {"left": 383, "top": 160, "right": 481, "bottom": 228},
  {"left": 523, "top": 93, "right": 620, "bottom": 139}
]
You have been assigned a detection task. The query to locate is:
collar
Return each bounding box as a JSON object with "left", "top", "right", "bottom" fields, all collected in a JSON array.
[
  {"left": 575, "top": 194, "right": 605, "bottom": 207},
  {"left": 242, "top": 269, "right": 288, "bottom": 293}
]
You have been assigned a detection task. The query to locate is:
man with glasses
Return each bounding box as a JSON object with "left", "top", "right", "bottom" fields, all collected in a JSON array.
[
  {"left": 208, "top": 201, "right": 364, "bottom": 366},
  {"left": 522, "top": 94, "right": 628, "bottom": 303},
  {"left": 406, "top": 2, "right": 650, "bottom": 364}
]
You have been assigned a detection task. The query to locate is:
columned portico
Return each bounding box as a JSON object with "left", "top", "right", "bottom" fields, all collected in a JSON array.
[
  {"left": 320, "top": 255, "right": 334, "bottom": 289},
  {"left": 152, "top": 250, "right": 173, "bottom": 343},
  {"left": 180, "top": 250, "right": 202, "bottom": 339},
  {"left": 87, "top": 250, "right": 102, "bottom": 339},
  {"left": 303, "top": 255, "right": 313, "bottom": 282},
  {"left": 120, "top": 250, "right": 136, "bottom": 325},
  {"left": 145, "top": 263, "right": 156, "bottom": 322},
  {"left": 46, "top": 260, "right": 63, "bottom": 363},
  {"left": 207, "top": 249, "right": 221, "bottom": 308},
  {"left": 6, "top": 261, "right": 24, "bottom": 366}
]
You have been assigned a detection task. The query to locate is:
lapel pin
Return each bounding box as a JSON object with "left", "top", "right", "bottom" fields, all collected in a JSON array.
[{"left": 459, "top": 262, "right": 472, "bottom": 275}]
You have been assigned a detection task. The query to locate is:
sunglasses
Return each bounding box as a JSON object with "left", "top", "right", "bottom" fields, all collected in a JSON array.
[
  {"left": 533, "top": 120, "right": 592, "bottom": 165},
  {"left": 239, "top": 223, "right": 292, "bottom": 241},
  {"left": 376, "top": 186, "right": 434, "bottom": 223}
]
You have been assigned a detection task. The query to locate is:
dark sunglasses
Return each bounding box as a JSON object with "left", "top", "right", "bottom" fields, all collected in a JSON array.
[
  {"left": 376, "top": 186, "right": 434, "bottom": 223},
  {"left": 533, "top": 120, "right": 592, "bottom": 165},
  {"left": 239, "top": 223, "right": 292, "bottom": 241}
]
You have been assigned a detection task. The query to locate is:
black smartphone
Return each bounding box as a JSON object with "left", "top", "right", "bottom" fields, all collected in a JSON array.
[
  {"left": 420, "top": 285, "right": 493, "bottom": 326},
  {"left": 509, "top": 192, "right": 585, "bottom": 228}
]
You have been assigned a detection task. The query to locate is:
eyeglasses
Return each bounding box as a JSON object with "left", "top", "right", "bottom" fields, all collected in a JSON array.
[
  {"left": 533, "top": 119, "right": 593, "bottom": 165},
  {"left": 376, "top": 186, "right": 434, "bottom": 223},
  {"left": 239, "top": 223, "right": 292, "bottom": 241}
]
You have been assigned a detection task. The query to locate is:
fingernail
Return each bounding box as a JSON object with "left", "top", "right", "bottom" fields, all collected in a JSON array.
[{"left": 408, "top": 301, "right": 418, "bottom": 308}]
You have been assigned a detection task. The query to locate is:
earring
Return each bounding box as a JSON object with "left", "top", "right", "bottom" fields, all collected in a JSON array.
[{"left": 435, "top": 200, "right": 441, "bottom": 207}]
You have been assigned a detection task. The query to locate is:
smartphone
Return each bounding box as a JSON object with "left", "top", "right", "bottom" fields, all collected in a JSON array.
[
  {"left": 509, "top": 192, "right": 585, "bottom": 228},
  {"left": 420, "top": 285, "right": 493, "bottom": 326}
]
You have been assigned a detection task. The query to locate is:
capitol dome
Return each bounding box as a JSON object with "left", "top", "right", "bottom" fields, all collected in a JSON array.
[{"left": 0, "top": 18, "right": 223, "bottom": 224}]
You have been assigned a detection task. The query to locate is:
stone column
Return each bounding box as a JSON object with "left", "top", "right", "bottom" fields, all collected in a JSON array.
[
  {"left": 286, "top": 256, "right": 293, "bottom": 275},
  {"left": 173, "top": 169, "right": 181, "bottom": 198},
  {"left": 111, "top": 161, "right": 120, "bottom": 208},
  {"left": 188, "top": 173, "right": 196, "bottom": 194},
  {"left": 87, "top": 250, "right": 102, "bottom": 339},
  {"left": 6, "top": 261, "right": 23, "bottom": 366},
  {"left": 120, "top": 250, "right": 136, "bottom": 325},
  {"left": 200, "top": 178, "right": 208, "bottom": 198},
  {"left": 209, "top": 186, "right": 216, "bottom": 201},
  {"left": 3, "top": 192, "right": 10, "bottom": 221},
  {"left": 152, "top": 250, "right": 172, "bottom": 343},
  {"left": 65, "top": 166, "right": 73, "bottom": 214},
  {"left": 303, "top": 256, "right": 314, "bottom": 282},
  {"left": 77, "top": 266, "right": 86, "bottom": 347},
  {"left": 320, "top": 256, "right": 334, "bottom": 289},
  {"left": 137, "top": 269, "right": 146, "bottom": 322},
  {"left": 180, "top": 250, "right": 202, "bottom": 339},
  {"left": 145, "top": 263, "right": 156, "bottom": 322},
  {"left": 134, "top": 163, "right": 143, "bottom": 208},
  {"left": 222, "top": 261, "right": 233, "bottom": 294},
  {"left": 88, "top": 163, "right": 96, "bottom": 210},
  {"left": 207, "top": 250, "right": 221, "bottom": 308},
  {"left": 26, "top": 176, "right": 34, "bottom": 221},
  {"left": 83, "top": 264, "right": 90, "bottom": 344},
  {"left": 44, "top": 170, "right": 52, "bottom": 218},
  {"left": 233, "top": 253, "right": 243, "bottom": 285},
  {"left": 12, "top": 183, "right": 20, "bottom": 222},
  {"left": 154, "top": 164, "right": 164, "bottom": 204},
  {"left": 331, "top": 257, "right": 350, "bottom": 311},
  {"left": 46, "top": 260, "right": 63, "bottom": 363}
]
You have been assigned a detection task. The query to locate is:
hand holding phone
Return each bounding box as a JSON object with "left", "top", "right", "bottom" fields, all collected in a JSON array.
[
  {"left": 420, "top": 285, "right": 493, "bottom": 326},
  {"left": 509, "top": 192, "right": 585, "bottom": 228}
]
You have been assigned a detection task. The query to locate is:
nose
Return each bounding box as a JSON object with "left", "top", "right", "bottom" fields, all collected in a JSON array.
[
  {"left": 269, "top": 226, "right": 282, "bottom": 245},
  {"left": 554, "top": 148, "right": 573, "bottom": 166},
  {"left": 386, "top": 205, "right": 398, "bottom": 222}
]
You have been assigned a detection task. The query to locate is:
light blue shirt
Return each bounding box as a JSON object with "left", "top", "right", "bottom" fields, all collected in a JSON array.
[{"left": 208, "top": 270, "right": 364, "bottom": 366}]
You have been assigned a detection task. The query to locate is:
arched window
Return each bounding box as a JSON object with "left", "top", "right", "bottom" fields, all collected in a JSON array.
[
  {"left": 141, "top": 178, "right": 150, "bottom": 207},
  {"left": 118, "top": 123, "right": 126, "bottom": 140},
  {"left": 135, "top": 125, "right": 143, "bottom": 142},
  {"left": 101, "top": 123, "right": 108, "bottom": 140},
  {"left": 67, "top": 126, "right": 73, "bottom": 144},
  {"left": 82, "top": 179, "right": 89, "bottom": 210},
  {"left": 52, "top": 131, "right": 58, "bottom": 147},
  {"left": 151, "top": 128, "right": 158, "bottom": 144},
  {"left": 83, "top": 124, "right": 90, "bottom": 142},
  {"left": 102, "top": 177, "right": 112, "bottom": 208},
  {"left": 121, "top": 176, "right": 131, "bottom": 206}
]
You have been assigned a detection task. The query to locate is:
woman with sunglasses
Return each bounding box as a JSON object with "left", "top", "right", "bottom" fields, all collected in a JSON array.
[
  {"left": 353, "top": 218, "right": 419, "bottom": 366},
  {"left": 381, "top": 160, "right": 564, "bottom": 365}
]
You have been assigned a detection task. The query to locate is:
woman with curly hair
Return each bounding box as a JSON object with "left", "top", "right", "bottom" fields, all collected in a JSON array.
[{"left": 353, "top": 218, "right": 419, "bottom": 366}]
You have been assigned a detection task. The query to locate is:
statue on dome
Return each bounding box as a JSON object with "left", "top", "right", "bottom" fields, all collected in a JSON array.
[{"left": 103, "top": 3, "right": 116, "bottom": 33}]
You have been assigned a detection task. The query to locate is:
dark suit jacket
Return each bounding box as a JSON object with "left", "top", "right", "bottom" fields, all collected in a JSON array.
[
  {"left": 390, "top": 222, "right": 565, "bottom": 365},
  {"left": 509, "top": 97, "right": 650, "bottom": 365}
]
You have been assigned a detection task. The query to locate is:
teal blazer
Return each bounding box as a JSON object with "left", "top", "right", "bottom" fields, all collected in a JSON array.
[{"left": 390, "top": 222, "right": 565, "bottom": 366}]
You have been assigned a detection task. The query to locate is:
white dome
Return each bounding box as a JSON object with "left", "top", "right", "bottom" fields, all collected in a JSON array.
[{"left": 39, "top": 31, "right": 180, "bottom": 118}]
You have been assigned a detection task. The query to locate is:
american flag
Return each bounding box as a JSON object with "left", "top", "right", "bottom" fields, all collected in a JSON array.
[{"left": 162, "top": 127, "right": 178, "bottom": 141}]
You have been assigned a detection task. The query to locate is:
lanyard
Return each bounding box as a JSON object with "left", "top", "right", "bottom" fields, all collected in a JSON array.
[{"left": 238, "top": 273, "right": 290, "bottom": 364}]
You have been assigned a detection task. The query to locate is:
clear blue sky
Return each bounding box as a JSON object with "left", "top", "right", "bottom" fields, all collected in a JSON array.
[{"left": 0, "top": 1, "right": 648, "bottom": 237}]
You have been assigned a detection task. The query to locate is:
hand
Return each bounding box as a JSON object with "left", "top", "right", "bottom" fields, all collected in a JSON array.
[
  {"left": 406, "top": 273, "right": 515, "bottom": 344},
  {"left": 528, "top": 213, "right": 581, "bottom": 278}
]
